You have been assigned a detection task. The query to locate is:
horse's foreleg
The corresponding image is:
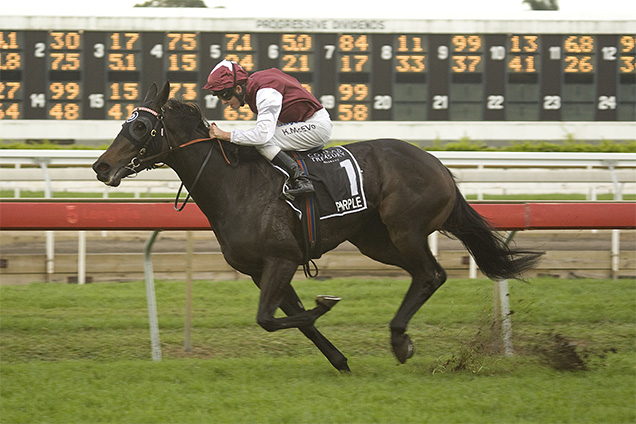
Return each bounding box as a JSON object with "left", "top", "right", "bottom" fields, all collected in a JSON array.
[
  {"left": 255, "top": 258, "right": 339, "bottom": 332},
  {"left": 250, "top": 272, "right": 348, "bottom": 371},
  {"left": 279, "top": 286, "right": 350, "bottom": 372}
]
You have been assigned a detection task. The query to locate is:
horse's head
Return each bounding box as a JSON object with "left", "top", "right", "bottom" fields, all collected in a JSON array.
[{"left": 93, "top": 81, "right": 171, "bottom": 187}]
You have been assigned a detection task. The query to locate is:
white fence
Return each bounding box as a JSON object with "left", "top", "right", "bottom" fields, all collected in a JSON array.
[
  {"left": 1, "top": 149, "right": 635, "bottom": 200},
  {"left": 1, "top": 121, "right": 635, "bottom": 145}
]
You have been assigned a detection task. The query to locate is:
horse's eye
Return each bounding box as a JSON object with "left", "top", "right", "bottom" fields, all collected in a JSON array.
[{"left": 132, "top": 121, "right": 147, "bottom": 134}]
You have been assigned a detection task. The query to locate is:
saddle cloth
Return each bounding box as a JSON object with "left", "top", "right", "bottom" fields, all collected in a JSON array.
[{"left": 286, "top": 145, "right": 368, "bottom": 220}]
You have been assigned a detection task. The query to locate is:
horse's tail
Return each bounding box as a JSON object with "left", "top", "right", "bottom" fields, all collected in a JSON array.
[{"left": 441, "top": 186, "right": 543, "bottom": 280}]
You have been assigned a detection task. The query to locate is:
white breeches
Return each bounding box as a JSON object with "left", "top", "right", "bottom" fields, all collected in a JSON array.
[{"left": 256, "top": 108, "right": 332, "bottom": 160}]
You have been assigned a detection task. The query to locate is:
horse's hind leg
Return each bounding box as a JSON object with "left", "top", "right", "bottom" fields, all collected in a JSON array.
[
  {"left": 279, "top": 285, "right": 350, "bottom": 372},
  {"left": 389, "top": 248, "right": 447, "bottom": 363},
  {"left": 350, "top": 217, "right": 447, "bottom": 364}
]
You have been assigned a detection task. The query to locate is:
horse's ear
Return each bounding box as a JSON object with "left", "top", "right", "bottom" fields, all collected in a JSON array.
[
  {"left": 155, "top": 81, "right": 170, "bottom": 108},
  {"left": 143, "top": 83, "right": 158, "bottom": 104}
]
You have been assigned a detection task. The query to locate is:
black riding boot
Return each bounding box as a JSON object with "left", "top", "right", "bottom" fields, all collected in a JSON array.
[{"left": 271, "top": 151, "right": 315, "bottom": 198}]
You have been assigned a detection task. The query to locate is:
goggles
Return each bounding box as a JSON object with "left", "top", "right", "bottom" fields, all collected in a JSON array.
[{"left": 215, "top": 88, "right": 235, "bottom": 101}]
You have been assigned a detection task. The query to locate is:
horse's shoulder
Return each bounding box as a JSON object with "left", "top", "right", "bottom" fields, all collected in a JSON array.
[
  {"left": 236, "top": 145, "right": 263, "bottom": 161},
  {"left": 218, "top": 141, "right": 263, "bottom": 162}
]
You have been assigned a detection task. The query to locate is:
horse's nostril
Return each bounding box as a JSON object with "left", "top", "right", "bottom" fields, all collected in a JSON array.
[{"left": 93, "top": 161, "right": 110, "bottom": 173}]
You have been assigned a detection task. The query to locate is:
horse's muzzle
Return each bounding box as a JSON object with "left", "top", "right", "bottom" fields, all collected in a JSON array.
[{"left": 92, "top": 160, "right": 133, "bottom": 187}]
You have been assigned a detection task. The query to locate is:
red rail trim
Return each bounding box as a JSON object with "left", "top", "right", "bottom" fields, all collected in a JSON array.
[
  {"left": 0, "top": 202, "right": 634, "bottom": 231},
  {"left": 0, "top": 202, "right": 208, "bottom": 231},
  {"left": 526, "top": 203, "right": 636, "bottom": 230}
]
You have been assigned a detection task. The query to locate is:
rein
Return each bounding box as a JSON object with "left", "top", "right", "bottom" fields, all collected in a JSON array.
[
  {"left": 131, "top": 136, "right": 230, "bottom": 169},
  {"left": 168, "top": 137, "right": 233, "bottom": 211},
  {"left": 174, "top": 142, "right": 214, "bottom": 211}
]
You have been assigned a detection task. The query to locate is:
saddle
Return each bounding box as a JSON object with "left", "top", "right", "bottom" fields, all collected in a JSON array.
[{"left": 278, "top": 146, "right": 368, "bottom": 270}]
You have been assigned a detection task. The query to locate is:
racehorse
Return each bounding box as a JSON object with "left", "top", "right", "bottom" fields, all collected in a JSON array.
[{"left": 93, "top": 82, "right": 542, "bottom": 372}]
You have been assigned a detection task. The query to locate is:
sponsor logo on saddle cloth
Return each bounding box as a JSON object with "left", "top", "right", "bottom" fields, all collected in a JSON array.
[{"left": 290, "top": 146, "right": 367, "bottom": 219}]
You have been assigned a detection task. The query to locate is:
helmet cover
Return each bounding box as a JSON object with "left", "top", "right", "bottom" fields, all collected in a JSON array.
[{"left": 203, "top": 60, "right": 249, "bottom": 92}]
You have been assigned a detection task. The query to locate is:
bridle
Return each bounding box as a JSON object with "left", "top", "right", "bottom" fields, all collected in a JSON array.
[
  {"left": 120, "top": 106, "right": 201, "bottom": 172},
  {"left": 119, "top": 105, "right": 231, "bottom": 210}
]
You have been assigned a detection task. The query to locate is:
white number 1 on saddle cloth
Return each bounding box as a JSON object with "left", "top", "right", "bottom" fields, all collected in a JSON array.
[{"left": 297, "top": 146, "right": 368, "bottom": 220}]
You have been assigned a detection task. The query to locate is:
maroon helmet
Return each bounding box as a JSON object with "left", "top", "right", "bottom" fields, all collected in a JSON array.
[{"left": 203, "top": 60, "right": 249, "bottom": 92}]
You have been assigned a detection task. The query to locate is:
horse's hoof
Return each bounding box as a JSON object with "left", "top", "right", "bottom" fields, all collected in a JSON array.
[
  {"left": 391, "top": 334, "right": 415, "bottom": 364},
  {"left": 335, "top": 358, "right": 351, "bottom": 373},
  {"left": 315, "top": 295, "right": 341, "bottom": 310},
  {"left": 339, "top": 366, "right": 352, "bottom": 373}
]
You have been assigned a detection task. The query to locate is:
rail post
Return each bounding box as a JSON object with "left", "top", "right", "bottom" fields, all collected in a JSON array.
[
  {"left": 37, "top": 160, "right": 55, "bottom": 281},
  {"left": 78, "top": 231, "right": 86, "bottom": 285},
  {"left": 184, "top": 231, "right": 194, "bottom": 352},
  {"left": 492, "top": 231, "right": 517, "bottom": 356},
  {"left": 144, "top": 230, "right": 162, "bottom": 361}
]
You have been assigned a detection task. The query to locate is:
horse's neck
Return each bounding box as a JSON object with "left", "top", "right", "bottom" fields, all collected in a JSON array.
[
  {"left": 167, "top": 143, "right": 249, "bottom": 222},
  {"left": 167, "top": 141, "right": 208, "bottom": 179}
]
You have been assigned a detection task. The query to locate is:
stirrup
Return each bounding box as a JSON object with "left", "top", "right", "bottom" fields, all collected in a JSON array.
[{"left": 286, "top": 179, "right": 315, "bottom": 197}]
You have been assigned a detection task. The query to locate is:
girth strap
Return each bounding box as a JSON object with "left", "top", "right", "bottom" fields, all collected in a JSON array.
[{"left": 290, "top": 152, "right": 322, "bottom": 276}]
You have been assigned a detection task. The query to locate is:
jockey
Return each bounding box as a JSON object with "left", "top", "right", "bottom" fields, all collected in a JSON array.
[{"left": 203, "top": 59, "right": 332, "bottom": 198}]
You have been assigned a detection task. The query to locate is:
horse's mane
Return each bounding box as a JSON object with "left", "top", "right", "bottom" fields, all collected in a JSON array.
[
  {"left": 164, "top": 98, "right": 261, "bottom": 161},
  {"left": 164, "top": 98, "right": 209, "bottom": 137}
]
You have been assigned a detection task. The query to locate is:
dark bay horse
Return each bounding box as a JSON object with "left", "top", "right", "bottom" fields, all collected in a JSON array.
[{"left": 93, "top": 82, "right": 542, "bottom": 371}]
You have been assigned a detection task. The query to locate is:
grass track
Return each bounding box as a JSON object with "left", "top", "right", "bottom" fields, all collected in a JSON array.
[{"left": 1, "top": 277, "right": 634, "bottom": 423}]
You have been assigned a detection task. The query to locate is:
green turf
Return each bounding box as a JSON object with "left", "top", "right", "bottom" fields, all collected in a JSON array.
[{"left": 1, "top": 278, "right": 634, "bottom": 423}]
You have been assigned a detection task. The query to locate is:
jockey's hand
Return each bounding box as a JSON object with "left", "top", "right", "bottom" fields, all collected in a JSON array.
[{"left": 209, "top": 123, "right": 231, "bottom": 141}]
